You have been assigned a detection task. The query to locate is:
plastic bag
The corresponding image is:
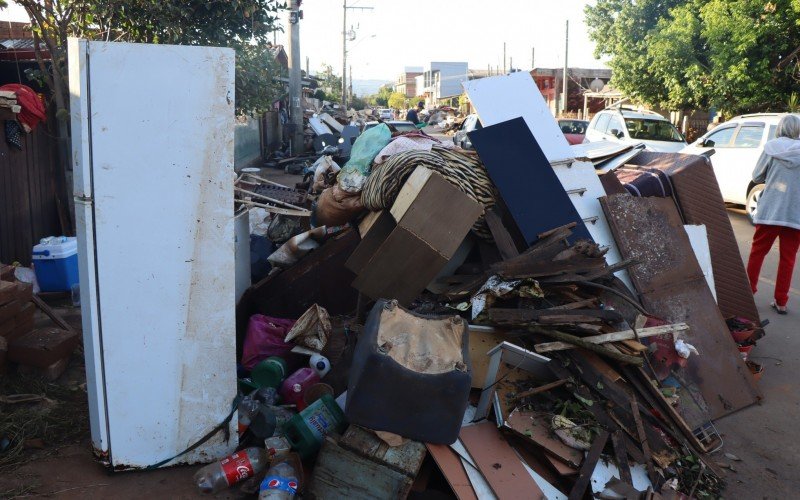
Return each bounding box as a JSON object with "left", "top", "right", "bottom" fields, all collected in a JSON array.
[
  {"left": 242, "top": 314, "right": 297, "bottom": 370},
  {"left": 337, "top": 123, "right": 391, "bottom": 193}
]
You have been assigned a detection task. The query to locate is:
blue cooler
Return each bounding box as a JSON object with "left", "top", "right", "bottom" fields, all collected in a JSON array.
[{"left": 32, "top": 236, "right": 79, "bottom": 292}]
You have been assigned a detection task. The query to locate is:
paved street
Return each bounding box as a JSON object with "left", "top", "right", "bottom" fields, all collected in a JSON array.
[{"left": 712, "top": 208, "right": 800, "bottom": 497}]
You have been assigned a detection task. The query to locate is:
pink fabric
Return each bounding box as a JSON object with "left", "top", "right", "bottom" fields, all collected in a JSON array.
[
  {"left": 241, "top": 314, "right": 296, "bottom": 370},
  {"left": 373, "top": 135, "right": 454, "bottom": 164}
]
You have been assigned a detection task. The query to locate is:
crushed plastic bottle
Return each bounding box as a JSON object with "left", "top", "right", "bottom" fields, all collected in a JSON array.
[
  {"left": 259, "top": 460, "right": 299, "bottom": 499},
  {"left": 249, "top": 405, "right": 295, "bottom": 439},
  {"left": 238, "top": 396, "right": 261, "bottom": 436},
  {"left": 194, "top": 447, "right": 268, "bottom": 494}
]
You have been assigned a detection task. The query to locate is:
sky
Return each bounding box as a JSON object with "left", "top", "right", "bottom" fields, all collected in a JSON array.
[{"left": 1, "top": 0, "right": 607, "bottom": 94}]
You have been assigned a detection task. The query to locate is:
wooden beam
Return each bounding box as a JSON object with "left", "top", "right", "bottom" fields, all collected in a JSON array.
[
  {"left": 630, "top": 393, "right": 659, "bottom": 487},
  {"left": 31, "top": 295, "right": 74, "bottom": 334},
  {"left": 568, "top": 430, "right": 609, "bottom": 500},
  {"left": 511, "top": 379, "right": 568, "bottom": 403},
  {"left": 484, "top": 208, "right": 519, "bottom": 260},
  {"left": 534, "top": 323, "right": 689, "bottom": 353},
  {"left": 611, "top": 430, "right": 632, "bottom": 485},
  {"left": 529, "top": 326, "right": 644, "bottom": 365}
]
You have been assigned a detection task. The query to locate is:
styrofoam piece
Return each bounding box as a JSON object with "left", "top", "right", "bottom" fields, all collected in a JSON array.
[
  {"left": 553, "top": 160, "right": 634, "bottom": 291},
  {"left": 318, "top": 112, "right": 344, "bottom": 133},
  {"left": 462, "top": 71, "right": 572, "bottom": 162},
  {"left": 475, "top": 342, "right": 552, "bottom": 421},
  {"left": 591, "top": 459, "right": 653, "bottom": 494},
  {"left": 684, "top": 224, "right": 717, "bottom": 301}
]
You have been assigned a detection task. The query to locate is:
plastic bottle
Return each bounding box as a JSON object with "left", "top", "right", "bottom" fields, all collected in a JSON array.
[
  {"left": 255, "top": 387, "right": 279, "bottom": 406},
  {"left": 194, "top": 447, "right": 268, "bottom": 494},
  {"left": 248, "top": 404, "right": 296, "bottom": 439},
  {"left": 283, "top": 394, "right": 346, "bottom": 459},
  {"left": 308, "top": 354, "right": 331, "bottom": 378},
  {"left": 279, "top": 368, "right": 321, "bottom": 411},
  {"left": 259, "top": 461, "right": 299, "bottom": 499},
  {"left": 252, "top": 357, "right": 288, "bottom": 389},
  {"left": 238, "top": 396, "right": 261, "bottom": 436}
]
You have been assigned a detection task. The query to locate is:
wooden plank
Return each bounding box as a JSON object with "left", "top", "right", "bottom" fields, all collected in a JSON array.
[
  {"left": 567, "top": 430, "right": 608, "bottom": 500},
  {"left": 467, "top": 327, "right": 507, "bottom": 389},
  {"left": 504, "top": 410, "right": 583, "bottom": 468},
  {"left": 390, "top": 166, "right": 433, "bottom": 222},
  {"left": 630, "top": 393, "right": 658, "bottom": 486},
  {"left": 534, "top": 323, "right": 689, "bottom": 353},
  {"left": 358, "top": 210, "right": 384, "bottom": 236},
  {"left": 459, "top": 422, "right": 544, "bottom": 499},
  {"left": 511, "top": 379, "right": 568, "bottom": 403},
  {"left": 484, "top": 208, "right": 520, "bottom": 260},
  {"left": 309, "top": 437, "right": 414, "bottom": 499},
  {"left": 426, "top": 444, "right": 478, "bottom": 500},
  {"left": 32, "top": 295, "right": 74, "bottom": 334},
  {"left": 340, "top": 426, "right": 426, "bottom": 478},
  {"left": 611, "top": 430, "right": 632, "bottom": 484},
  {"left": 488, "top": 308, "right": 624, "bottom": 325}
]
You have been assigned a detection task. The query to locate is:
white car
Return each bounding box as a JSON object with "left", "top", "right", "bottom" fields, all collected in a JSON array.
[
  {"left": 680, "top": 113, "right": 789, "bottom": 222},
  {"left": 585, "top": 107, "right": 687, "bottom": 153},
  {"left": 378, "top": 108, "right": 394, "bottom": 120}
]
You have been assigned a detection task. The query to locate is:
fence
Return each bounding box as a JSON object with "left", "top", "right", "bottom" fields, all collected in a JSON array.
[{"left": 0, "top": 109, "right": 63, "bottom": 265}]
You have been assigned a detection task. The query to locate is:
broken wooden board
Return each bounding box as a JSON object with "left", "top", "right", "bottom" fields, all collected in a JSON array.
[
  {"left": 600, "top": 194, "right": 761, "bottom": 424},
  {"left": 504, "top": 409, "right": 583, "bottom": 468},
  {"left": 308, "top": 437, "right": 414, "bottom": 499},
  {"left": 340, "top": 426, "right": 426, "bottom": 478},
  {"left": 534, "top": 323, "right": 689, "bottom": 353},
  {"left": 467, "top": 326, "right": 507, "bottom": 389},
  {"left": 426, "top": 444, "right": 478, "bottom": 500},
  {"left": 459, "top": 422, "right": 545, "bottom": 499}
]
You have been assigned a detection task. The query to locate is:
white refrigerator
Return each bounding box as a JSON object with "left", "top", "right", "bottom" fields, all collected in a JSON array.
[{"left": 68, "top": 39, "right": 238, "bottom": 469}]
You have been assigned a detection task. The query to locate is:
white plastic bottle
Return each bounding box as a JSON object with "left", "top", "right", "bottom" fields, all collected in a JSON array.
[
  {"left": 309, "top": 354, "right": 331, "bottom": 378},
  {"left": 194, "top": 447, "right": 268, "bottom": 494}
]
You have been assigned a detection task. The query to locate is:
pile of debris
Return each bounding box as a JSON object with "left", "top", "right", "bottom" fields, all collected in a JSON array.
[{"left": 222, "top": 73, "right": 762, "bottom": 498}]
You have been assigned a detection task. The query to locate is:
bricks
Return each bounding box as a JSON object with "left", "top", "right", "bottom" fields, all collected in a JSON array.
[
  {"left": 8, "top": 327, "right": 79, "bottom": 368},
  {"left": 0, "top": 280, "right": 16, "bottom": 306}
]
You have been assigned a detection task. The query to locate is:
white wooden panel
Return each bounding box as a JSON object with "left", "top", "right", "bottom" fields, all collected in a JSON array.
[
  {"left": 553, "top": 161, "right": 633, "bottom": 291},
  {"left": 685, "top": 224, "right": 717, "bottom": 301},
  {"left": 75, "top": 40, "right": 237, "bottom": 468},
  {"left": 462, "top": 71, "right": 572, "bottom": 162}
]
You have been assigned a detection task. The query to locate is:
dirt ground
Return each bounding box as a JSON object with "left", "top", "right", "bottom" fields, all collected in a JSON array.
[{"left": 1, "top": 169, "right": 797, "bottom": 498}]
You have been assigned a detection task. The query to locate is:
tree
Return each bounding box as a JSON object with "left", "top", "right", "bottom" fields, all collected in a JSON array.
[
  {"left": 387, "top": 92, "right": 407, "bottom": 110},
  {"left": 369, "top": 84, "right": 393, "bottom": 107},
  {"left": 585, "top": 0, "right": 800, "bottom": 114},
  {"left": 317, "top": 63, "right": 342, "bottom": 103}
]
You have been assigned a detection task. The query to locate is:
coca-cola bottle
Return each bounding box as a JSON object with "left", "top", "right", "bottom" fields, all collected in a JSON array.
[
  {"left": 194, "top": 447, "right": 268, "bottom": 494},
  {"left": 259, "top": 461, "right": 299, "bottom": 499}
]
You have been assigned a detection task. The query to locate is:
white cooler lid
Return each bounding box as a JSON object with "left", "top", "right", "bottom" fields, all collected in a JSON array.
[{"left": 32, "top": 236, "right": 78, "bottom": 260}]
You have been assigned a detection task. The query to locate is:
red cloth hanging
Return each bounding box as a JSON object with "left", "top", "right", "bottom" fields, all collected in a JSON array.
[{"left": 0, "top": 84, "right": 47, "bottom": 131}]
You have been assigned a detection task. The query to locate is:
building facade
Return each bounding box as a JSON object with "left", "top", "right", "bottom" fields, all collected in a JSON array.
[{"left": 394, "top": 66, "right": 423, "bottom": 98}]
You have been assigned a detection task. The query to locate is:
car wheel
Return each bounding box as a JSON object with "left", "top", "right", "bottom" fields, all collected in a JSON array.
[{"left": 746, "top": 184, "right": 764, "bottom": 225}]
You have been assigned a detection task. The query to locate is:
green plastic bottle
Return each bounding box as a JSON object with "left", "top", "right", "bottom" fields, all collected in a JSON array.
[
  {"left": 251, "top": 356, "right": 288, "bottom": 389},
  {"left": 284, "top": 394, "right": 346, "bottom": 459}
]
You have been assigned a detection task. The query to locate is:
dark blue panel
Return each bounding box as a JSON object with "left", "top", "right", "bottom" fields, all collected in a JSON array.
[{"left": 469, "top": 117, "right": 592, "bottom": 245}]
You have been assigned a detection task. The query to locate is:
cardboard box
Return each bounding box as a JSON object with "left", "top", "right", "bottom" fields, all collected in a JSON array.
[{"left": 346, "top": 168, "right": 482, "bottom": 305}]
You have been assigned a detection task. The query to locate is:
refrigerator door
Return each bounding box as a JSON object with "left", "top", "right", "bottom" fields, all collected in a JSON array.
[{"left": 68, "top": 39, "right": 237, "bottom": 468}]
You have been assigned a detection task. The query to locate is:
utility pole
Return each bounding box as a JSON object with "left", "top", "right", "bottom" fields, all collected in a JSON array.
[
  {"left": 510, "top": 57, "right": 513, "bottom": 72},
  {"left": 562, "top": 20, "right": 569, "bottom": 115},
  {"left": 349, "top": 64, "right": 353, "bottom": 102},
  {"left": 288, "top": 0, "right": 303, "bottom": 154},
  {"left": 531, "top": 46, "right": 535, "bottom": 69},
  {"left": 342, "top": 1, "right": 374, "bottom": 110},
  {"left": 306, "top": 56, "right": 309, "bottom": 76},
  {"left": 503, "top": 42, "right": 507, "bottom": 74}
]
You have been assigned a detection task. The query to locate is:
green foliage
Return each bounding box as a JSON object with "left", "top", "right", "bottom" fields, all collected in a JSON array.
[
  {"left": 368, "top": 84, "right": 394, "bottom": 107},
  {"left": 387, "top": 91, "right": 407, "bottom": 110},
  {"left": 17, "top": 0, "right": 284, "bottom": 115},
  {"left": 585, "top": 0, "right": 800, "bottom": 114},
  {"left": 317, "top": 63, "right": 342, "bottom": 103},
  {"left": 349, "top": 95, "right": 368, "bottom": 110}
]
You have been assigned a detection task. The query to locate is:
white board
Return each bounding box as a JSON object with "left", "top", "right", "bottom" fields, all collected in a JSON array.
[
  {"left": 685, "top": 224, "right": 717, "bottom": 301},
  {"left": 462, "top": 71, "right": 573, "bottom": 162},
  {"left": 69, "top": 39, "right": 237, "bottom": 468}
]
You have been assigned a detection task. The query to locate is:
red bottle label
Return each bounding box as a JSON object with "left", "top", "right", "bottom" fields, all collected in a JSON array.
[{"left": 220, "top": 452, "right": 254, "bottom": 486}]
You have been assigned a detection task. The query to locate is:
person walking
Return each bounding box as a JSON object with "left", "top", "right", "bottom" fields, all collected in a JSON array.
[
  {"left": 406, "top": 101, "right": 424, "bottom": 125},
  {"left": 747, "top": 114, "right": 800, "bottom": 314}
]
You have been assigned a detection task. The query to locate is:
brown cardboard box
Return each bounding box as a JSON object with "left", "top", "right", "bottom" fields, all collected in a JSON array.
[{"left": 346, "top": 168, "right": 482, "bottom": 305}]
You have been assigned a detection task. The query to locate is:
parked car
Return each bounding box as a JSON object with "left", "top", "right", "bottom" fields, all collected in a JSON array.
[
  {"left": 385, "top": 120, "right": 420, "bottom": 133},
  {"left": 453, "top": 114, "right": 483, "bottom": 149},
  {"left": 680, "top": 113, "right": 789, "bottom": 222},
  {"left": 558, "top": 119, "right": 589, "bottom": 145},
  {"left": 585, "top": 107, "right": 687, "bottom": 152},
  {"left": 379, "top": 108, "right": 394, "bottom": 120}
]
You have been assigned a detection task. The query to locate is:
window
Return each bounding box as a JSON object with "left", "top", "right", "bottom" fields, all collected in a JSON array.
[
  {"left": 624, "top": 118, "right": 684, "bottom": 142},
  {"left": 769, "top": 125, "right": 777, "bottom": 140},
  {"left": 607, "top": 116, "right": 625, "bottom": 136},
  {"left": 704, "top": 126, "right": 736, "bottom": 147},
  {"left": 593, "top": 113, "right": 611, "bottom": 133},
  {"left": 733, "top": 124, "right": 765, "bottom": 148}
]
